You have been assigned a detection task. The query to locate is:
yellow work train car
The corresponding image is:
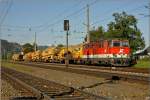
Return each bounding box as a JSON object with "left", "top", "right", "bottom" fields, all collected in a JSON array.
[
  {"left": 12, "top": 53, "right": 23, "bottom": 61},
  {"left": 41, "top": 47, "right": 56, "bottom": 62},
  {"left": 24, "top": 52, "right": 33, "bottom": 62},
  {"left": 32, "top": 50, "right": 42, "bottom": 62}
]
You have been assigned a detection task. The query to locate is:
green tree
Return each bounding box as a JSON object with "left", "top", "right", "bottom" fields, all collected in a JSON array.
[
  {"left": 57, "top": 44, "right": 64, "bottom": 48},
  {"left": 22, "top": 43, "right": 34, "bottom": 54},
  {"left": 90, "top": 26, "right": 105, "bottom": 42},
  {"left": 106, "top": 12, "right": 145, "bottom": 52}
]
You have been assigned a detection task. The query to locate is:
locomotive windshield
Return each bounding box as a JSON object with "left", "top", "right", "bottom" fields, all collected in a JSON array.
[
  {"left": 122, "top": 41, "right": 129, "bottom": 47},
  {"left": 112, "top": 40, "right": 129, "bottom": 47},
  {"left": 113, "top": 41, "right": 120, "bottom": 47}
]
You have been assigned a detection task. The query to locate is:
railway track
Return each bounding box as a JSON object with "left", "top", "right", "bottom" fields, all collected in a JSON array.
[
  {"left": 30, "top": 62, "right": 149, "bottom": 74},
  {"left": 25, "top": 62, "right": 150, "bottom": 74},
  {"left": 2, "top": 67, "right": 107, "bottom": 100},
  {"left": 2, "top": 71, "right": 37, "bottom": 100},
  {"left": 10, "top": 60, "right": 149, "bottom": 74},
  {"left": 11, "top": 61, "right": 150, "bottom": 84}
]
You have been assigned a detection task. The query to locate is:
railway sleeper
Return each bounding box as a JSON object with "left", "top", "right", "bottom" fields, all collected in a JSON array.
[
  {"left": 10, "top": 96, "right": 37, "bottom": 100},
  {"left": 53, "top": 96, "right": 87, "bottom": 100}
]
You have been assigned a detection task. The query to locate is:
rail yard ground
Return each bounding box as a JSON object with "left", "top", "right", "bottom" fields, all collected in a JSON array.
[{"left": 1, "top": 61, "right": 150, "bottom": 100}]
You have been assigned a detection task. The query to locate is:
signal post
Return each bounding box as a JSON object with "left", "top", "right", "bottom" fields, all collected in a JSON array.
[{"left": 64, "top": 20, "right": 69, "bottom": 68}]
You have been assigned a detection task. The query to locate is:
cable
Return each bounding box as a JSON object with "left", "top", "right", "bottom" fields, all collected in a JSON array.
[
  {"left": 0, "top": 0, "right": 84, "bottom": 29},
  {"left": 0, "top": 0, "right": 9, "bottom": 20},
  {"left": 31, "top": 0, "right": 85, "bottom": 28},
  {"left": 91, "top": 4, "right": 146, "bottom": 26},
  {"left": 0, "top": 0, "right": 13, "bottom": 26},
  {"left": 36, "top": 0, "right": 100, "bottom": 32},
  {"left": 0, "top": 0, "right": 100, "bottom": 32}
]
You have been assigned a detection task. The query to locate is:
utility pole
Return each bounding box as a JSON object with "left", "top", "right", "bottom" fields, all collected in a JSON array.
[
  {"left": 66, "top": 30, "right": 69, "bottom": 67},
  {"left": 148, "top": 2, "right": 150, "bottom": 46},
  {"left": 87, "top": 4, "right": 90, "bottom": 43},
  {"left": 34, "top": 32, "right": 37, "bottom": 51}
]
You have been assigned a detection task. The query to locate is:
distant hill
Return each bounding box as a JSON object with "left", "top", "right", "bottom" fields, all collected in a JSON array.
[
  {"left": 1, "top": 39, "right": 22, "bottom": 53},
  {"left": 1, "top": 39, "right": 49, "bottom": 59}
]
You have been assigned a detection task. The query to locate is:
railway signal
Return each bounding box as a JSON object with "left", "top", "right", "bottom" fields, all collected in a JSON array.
[
  {"left": 64, "top": 20, "right": 69, "bottom": 31},
  {"left": 64, "top": 20, "right": 69, "bottom": 68}
]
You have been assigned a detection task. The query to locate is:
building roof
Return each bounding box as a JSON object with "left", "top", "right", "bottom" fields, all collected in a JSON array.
[{"left": 134, "top": 46, "right": 150, "bottom": 56}]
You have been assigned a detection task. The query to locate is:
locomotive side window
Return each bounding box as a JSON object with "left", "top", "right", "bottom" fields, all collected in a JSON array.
[
  {"left": 83, "top": 45, "right": 86, "bottom": 49},
  {"left": 108, "top": 40, "right": 111, "bottom": 47},
  {"left": 90, "top": 43, "right": 93, "bottom": 48},
  {"left": 113, "top": 41, "right": 120, "bottom": 47},
  {"left": 99, "top": 40, "right": 103, "bottom": 48},
  {"left": 86, "top": 44, "right": 89, "bottom": 48},
  {"left": 99, "top": 42, "right": 101, "bottom": 47},
  {"left": 122, "top": 41, "right": 129, "bottom": 47},
  {"left": 83, "top": 44, "right": 88, "bottom": 49}
]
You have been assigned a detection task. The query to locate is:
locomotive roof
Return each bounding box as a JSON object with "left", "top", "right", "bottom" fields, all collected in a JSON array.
[{"left": 84, "top": 39, "right": 129, "bottom": 44}]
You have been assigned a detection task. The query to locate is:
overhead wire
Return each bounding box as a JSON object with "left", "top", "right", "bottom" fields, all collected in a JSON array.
[
  {"left": 0, "top": 0, "right": 84, "bottom": 29},
  {"left": 0, "top": 0, "right": 13, "bottom": 26},
  {"left": 36, "top": 6, "right": 87, "bottom": 32},
  {"left": 0, "top": 0, "right": 85, "bottom": 35},
  {"left": 0, "top": 0, "right": 13, "bottom": 38},
  {"left": 70, "top": 2, "right": 147, "bottom": 43},
  {"left": 37, "top": 0, "right": 100, "bottom": 31},
  {"left": 1, "top": 0, "right": 147, "bottom": 45},
  {"left": 0, "top": 0, "right": 9, "bottom": 20},
  {"left": 71, "top": 0, "right": 137, "bottom": 32},
  {"left": 0, "top": 0, "right": 100, "bottom": 32},
  {"left": 36, "top": 0, "right": 100, "bottom": 38},
  {"left": 91, "top": 4, "right": 146, "bottom": 26},
  {"left": 92, "top": 0, "right": 135, "bottom": 22},
  {"left": 31, "top": 0, "right": 84, "bottom": 29},
  {"left": 4, "top": 0, "right": 145, "bottom": 42}
]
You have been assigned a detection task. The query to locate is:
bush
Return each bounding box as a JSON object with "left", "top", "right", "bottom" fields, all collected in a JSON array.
[{"left": 139, "top": 56, "right": 150, "bottom": 61}]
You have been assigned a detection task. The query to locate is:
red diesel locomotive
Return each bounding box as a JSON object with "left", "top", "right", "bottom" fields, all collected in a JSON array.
[{"left": 82, "top": 39, "right": 131, "bottom": 66}]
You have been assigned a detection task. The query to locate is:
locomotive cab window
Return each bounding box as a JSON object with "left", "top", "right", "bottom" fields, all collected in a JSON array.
[{"left": 113, "top": 41, "right": 120, "bottom": 47}]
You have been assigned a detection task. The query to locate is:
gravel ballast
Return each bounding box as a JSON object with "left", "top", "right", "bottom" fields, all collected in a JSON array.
[
  {"left": 1, "top": 80, "right": 22, "bottom": 100},
  {"left": 2, "top": 62, "right": 150, "bottom": 100}
]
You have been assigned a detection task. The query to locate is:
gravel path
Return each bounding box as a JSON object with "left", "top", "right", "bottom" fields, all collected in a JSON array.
[{"left": 2, "top": 63, "right": 150, "bottom": 100}]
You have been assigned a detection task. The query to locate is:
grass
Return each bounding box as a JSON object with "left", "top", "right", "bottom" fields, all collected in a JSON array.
[
  {"left": 1, "top": 61, "right": 34, "bottom": 73},
  {"left": 1, "top": 59, "right": 150, "bottom": 70},
  {"left": 133, "top": 60, "right": 150, "bottom": 68}
]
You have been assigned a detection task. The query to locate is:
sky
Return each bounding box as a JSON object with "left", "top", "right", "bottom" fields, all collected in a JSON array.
[{"left": 0, "top": 0, "right": 149, "bottom": 47}]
